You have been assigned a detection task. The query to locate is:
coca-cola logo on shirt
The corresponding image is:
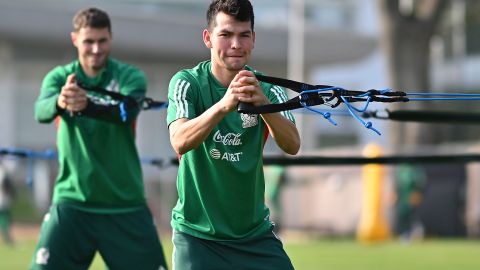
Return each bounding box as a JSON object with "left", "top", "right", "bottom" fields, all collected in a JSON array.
[{"left": 213, "top": 130, "right": 242, "bottom": 146}]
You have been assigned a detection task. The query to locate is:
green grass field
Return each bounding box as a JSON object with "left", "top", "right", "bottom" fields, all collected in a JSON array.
[{"left": 1, "top": 236, "right": 479, "bottom": 270}]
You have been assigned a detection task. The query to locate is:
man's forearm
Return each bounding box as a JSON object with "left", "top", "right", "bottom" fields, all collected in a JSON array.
[
  {"left": 34, "top": 94, "right": 62, "bottom": 123},
  {"left": 79, "top": 98, "right": 140, "bottom": 124},
  {"left": 261, "top": 113, "right": 300, "bottom": 155},
  {"left": 170, "top": 103, "right": 228, "bottom": 155}
]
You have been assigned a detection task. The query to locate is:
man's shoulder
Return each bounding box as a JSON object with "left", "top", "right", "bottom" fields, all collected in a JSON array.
[
  {"left": 44, "top": 61, "right": 77, "bottom": 82},
  {"left": 174, "top": 61, "right": 210, "bottom": 80}
]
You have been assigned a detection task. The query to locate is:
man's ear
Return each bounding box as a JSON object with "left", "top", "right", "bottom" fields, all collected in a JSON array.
[
  {"left": 70, "top": 32, "right": 78, "bottom": 48},
  {"left": 203, "top": 29, "right": 212, "bottom": 49}
]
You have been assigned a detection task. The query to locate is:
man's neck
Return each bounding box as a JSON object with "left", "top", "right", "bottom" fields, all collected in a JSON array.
[
  {"left": 83, "top": 68, "right": 99, "bottom": 78},
  {"left": 79, "top": 60, "right": 107, "bottom": 78}
]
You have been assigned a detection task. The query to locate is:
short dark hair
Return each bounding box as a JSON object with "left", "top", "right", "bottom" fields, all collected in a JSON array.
[
  {"left": 73, "top": 7, "right": 111, "bottom": 33},
  {"left": 206, "top": 0, "right": 254, "bottom": 31}
]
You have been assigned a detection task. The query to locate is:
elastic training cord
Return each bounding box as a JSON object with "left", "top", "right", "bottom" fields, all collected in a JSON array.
[
  {"left": 297, "top": 86, "right": 480, "bottom": 135},
  {"left": 406, "top": 92, "right": 480, "bottom": 101},
  {"left": 299, "top": 87, "right": 382, "bottom": 135},
  {"left": 0, "top": 148, "right": 56, "bottom": 187},
  {"left": 244, "top": 74, "right": 480, "bottom": 135},
  {"left": 299, "top": 101, "right": 337, "bottom": 126},
  {"left": 148, "top": 102, "right": 168, "bottom": 110},
  {"left": 298, "top": 87, "right": 341, "bottom": 126},
  {"left": 341, "top": 96, "right": 381, "bottom": 135}
]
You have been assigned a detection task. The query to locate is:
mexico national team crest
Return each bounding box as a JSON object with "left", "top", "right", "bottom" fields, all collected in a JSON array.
[{"left": 240, "top": 113, "right": 258, "bottom": 128}]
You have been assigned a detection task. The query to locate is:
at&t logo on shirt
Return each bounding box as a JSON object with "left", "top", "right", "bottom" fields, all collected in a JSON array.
[
  {"left": 210, "top": 148, "right": 243, "bottom": 162},
  {"left": 210, "top": 149, "right": 221, "bottom": 159}
]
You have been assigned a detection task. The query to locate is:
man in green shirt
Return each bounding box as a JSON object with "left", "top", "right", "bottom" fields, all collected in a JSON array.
[
  {"left": 30, "top": 7, "right": 167, "bottom": 270},
  {"left": 167, "top": 0, "right": 300, "bottom": 269}
]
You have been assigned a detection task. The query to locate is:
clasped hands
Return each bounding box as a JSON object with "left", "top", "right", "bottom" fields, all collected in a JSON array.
[
  {"left": 57, "top": 74, "right": 88, "bottom": 113},
  {"left": 220, "top": 70, "right": 269, "bottom": 113}
]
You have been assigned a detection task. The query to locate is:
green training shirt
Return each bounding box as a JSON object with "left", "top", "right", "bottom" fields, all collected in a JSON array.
[
  {"left": 167, "top": 60, "right": 295, "bottom": 240},
  {"left": 35, "top": 58, "right": 147, "bottom": 213}
]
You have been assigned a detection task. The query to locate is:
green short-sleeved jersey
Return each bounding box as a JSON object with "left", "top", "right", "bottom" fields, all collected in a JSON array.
[
  {"left": 35, "top": 58, "right": 147, "bottom": 213},
  {"left": 167, "top": 60, "right": 295, "bottom": 240}
]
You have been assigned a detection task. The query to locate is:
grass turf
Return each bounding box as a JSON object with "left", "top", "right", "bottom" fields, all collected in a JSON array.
[{"left": 1, "top": 237, "right": 479, "bottom": 270}]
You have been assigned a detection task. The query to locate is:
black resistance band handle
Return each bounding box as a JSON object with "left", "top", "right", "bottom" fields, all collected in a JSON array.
[{"left": 238, "top": 102, "right": 256, "bottom": 114}]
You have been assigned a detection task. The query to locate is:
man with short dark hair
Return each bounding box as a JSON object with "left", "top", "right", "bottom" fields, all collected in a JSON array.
[
  {"left": 30, "top": 7, "right": 168, "bottom": 270},
  {"left": 167, "top": 0, "right": 300, "bottom": 269}
]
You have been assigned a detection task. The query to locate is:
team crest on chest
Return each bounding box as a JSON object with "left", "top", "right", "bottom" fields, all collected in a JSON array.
[
  {"left": 106, "top": 79, "right": 119, "bottom": 92},
  {"left": 240, "top": 113, "right": 258, "bottom": 128},
  {"left": 87, "top": 79, "right": 120, "bottom": 106}
]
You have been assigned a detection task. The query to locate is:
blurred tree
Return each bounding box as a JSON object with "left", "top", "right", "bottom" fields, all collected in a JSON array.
[{"left": 378, "top": 0, "right": 448, "bottom": 147}]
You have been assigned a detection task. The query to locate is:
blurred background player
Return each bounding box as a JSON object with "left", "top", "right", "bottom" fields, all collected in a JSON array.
[
  {"left": 395, "top": 164, "right": 426, "bottom": 242},
  {"left": 30, "top": 7, "right": 168, "bottom": 270}
]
